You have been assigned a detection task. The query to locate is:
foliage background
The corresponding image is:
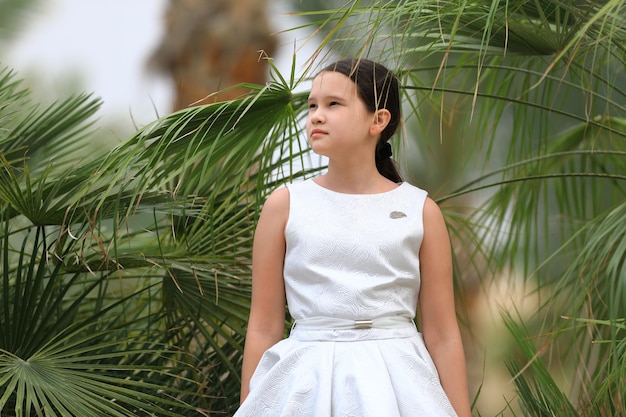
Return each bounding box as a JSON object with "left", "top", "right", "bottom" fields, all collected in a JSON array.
[{"left": 1, "top": 0, "right": 625, "bottom": 416}]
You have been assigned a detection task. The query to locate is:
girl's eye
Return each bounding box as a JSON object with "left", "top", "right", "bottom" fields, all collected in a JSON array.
[
  {"left": 329, "top": 101, "right": 339, "bottom": 106},
  {"left": 308, "top": 103, "right": 317, "bottom": 109}
]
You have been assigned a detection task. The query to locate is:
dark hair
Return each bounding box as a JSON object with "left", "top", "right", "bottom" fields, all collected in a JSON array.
[{"left": 321, "top": 58, "right": 403, "bottom": 183}]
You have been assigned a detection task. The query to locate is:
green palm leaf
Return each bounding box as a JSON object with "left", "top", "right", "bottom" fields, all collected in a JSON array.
[{"left": 1, "top": 55, "right": 318, "bottom": 414}]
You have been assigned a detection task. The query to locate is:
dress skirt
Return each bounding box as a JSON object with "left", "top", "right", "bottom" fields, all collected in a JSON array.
[{"left": 233, "top": 322, "right": 457, "bottom": 417}]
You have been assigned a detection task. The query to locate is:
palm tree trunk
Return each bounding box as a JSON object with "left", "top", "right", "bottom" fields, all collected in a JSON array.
[{"left": 150, "top": 0, "right": 277, "bottom": 110}]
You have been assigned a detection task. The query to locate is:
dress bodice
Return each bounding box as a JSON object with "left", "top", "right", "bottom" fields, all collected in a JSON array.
[{"left": 283, "top": 179, "right": 428, "bottom": 321}]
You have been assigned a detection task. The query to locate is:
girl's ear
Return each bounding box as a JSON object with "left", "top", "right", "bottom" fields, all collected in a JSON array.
[{"left": 370, "top": 109, "right": 391, "bottom": 136}]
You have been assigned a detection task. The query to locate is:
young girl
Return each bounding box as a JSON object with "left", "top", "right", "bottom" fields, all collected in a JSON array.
[{"left": 235, "top": 58, "right": 471, "bottom": 417}]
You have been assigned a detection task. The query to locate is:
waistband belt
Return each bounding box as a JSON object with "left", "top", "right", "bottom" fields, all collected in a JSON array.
[{"left": 292, "top": 316, "right": 413, "bottom": 330}]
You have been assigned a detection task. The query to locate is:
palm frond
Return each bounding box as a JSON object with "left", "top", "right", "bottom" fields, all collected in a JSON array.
[
  {"left": 1, "top": 56, "right": 317, "bottom": 414},
  {"left": 0, "top": 223, "right": 200, "bottom": 416},
  {"left": 502, "top": 311, "right": 581, "bottom": 417}
]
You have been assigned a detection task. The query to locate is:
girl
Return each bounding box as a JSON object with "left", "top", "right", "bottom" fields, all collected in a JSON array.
[{"left": 235, "top": 58, "right": 471, "bottom": 417}]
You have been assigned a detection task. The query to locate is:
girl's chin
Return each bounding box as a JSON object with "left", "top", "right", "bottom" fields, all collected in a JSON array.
[{"left": 309, "top": 144, "right": 329, "bottom": 157}]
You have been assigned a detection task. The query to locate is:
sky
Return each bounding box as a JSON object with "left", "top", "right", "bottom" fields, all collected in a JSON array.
[
  {"left": 5, "top": 0, "right": 311, "bottom": 135},
  {"left": 6, "top": 0, "right": 171, "bottom": 131}
]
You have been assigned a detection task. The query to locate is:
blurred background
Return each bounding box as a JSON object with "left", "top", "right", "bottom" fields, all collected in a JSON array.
[
  {"left": 2, "top": 0, "right": 311, "bottom": 136},
  {"left": 4, "top": 0, "right": 170, "bottom": 135},
  {"left": 2, "top": 1, "right": 624, "bottom": 416}
]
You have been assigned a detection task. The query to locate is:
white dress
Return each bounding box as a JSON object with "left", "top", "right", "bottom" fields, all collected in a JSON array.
[{"left": 234, "top": 179, "right": 457, "bottom": 417}]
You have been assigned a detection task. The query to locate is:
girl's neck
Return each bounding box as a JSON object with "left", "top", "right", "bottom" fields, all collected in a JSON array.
[{"left": 317, "top": 161, "right": 395, "bottom": 194}]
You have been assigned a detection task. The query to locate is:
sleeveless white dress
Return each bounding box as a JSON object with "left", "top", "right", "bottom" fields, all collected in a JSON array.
[{"left": 234, "top": 179, "right": 457, "bottom": 417}]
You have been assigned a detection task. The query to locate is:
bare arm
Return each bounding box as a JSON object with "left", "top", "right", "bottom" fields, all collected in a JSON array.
[
  {"left": 419, "top": 198, "right": 472, "bottom": 417},
  {"left": 240, "top": 188, "right": 289, "bottom": 403}
]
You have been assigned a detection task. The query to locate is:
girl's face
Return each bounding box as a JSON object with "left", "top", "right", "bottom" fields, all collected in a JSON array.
[{"left": 306, "top": 71, "right": 377, "bottom": 160}]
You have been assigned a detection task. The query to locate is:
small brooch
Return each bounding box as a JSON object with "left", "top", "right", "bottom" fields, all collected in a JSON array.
[{"left": 389, "top": 211, "right": 407, "bottom": 219}]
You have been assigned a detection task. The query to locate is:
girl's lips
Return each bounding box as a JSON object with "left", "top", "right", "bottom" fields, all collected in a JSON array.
[{"left": 310, "top": 129, "right": 326, "bottom": 138}]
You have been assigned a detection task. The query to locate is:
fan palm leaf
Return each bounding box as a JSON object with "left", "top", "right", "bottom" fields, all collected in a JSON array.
[{"left": 0, "top": 56, "right": 315, "bottom": 415}]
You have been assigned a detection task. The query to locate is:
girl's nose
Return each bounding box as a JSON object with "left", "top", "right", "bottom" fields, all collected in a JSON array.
[{"left": 309, "top": 109, "right": 324, "bottom": 124}]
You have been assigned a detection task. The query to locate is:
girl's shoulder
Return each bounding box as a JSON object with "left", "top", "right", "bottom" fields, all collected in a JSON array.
[
  {"left": 262, "top": 187, "right": 290, "bottom": 216},
  {"left": 422, "top": 196, "right": 443, "bottom": 217},
  {"left": 421, "top": 196, "right": 448, "bottom": 237}
]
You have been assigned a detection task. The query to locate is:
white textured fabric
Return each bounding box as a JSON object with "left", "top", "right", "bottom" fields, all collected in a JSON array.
[
  {"left": 235, "top": 179, "right": 457, "bottom": 417},
  {"left": 293, "top": 316, "right": 413, "bottom": 330}
]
